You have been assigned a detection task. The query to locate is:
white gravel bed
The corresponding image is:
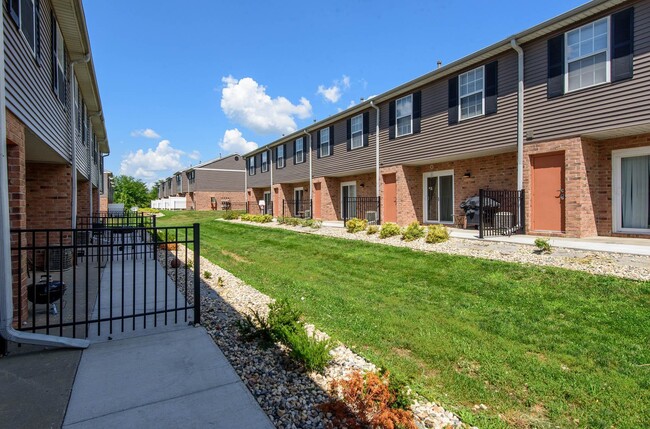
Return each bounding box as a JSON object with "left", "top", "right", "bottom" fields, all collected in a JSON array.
[
  {"left": 225, "top": 219, "right": 650, "bottom": 281},
  {"left": 159, "top": 246, "right": 467, "bottom": 429}
]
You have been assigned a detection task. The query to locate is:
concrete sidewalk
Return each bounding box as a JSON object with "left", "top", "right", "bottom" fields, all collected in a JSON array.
[{"left": 63, "top": 326, "right": 273, "bottom": 429}]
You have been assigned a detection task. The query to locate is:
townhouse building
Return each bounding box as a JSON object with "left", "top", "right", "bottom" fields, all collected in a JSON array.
[
  {"left": 156, "top": 154, "right": 245, "bottom": 210},
  {"left": 3, "top": 0, "right": 110, "bottom": 318},
  {"left": 99, "top": 170, "right": 113, "bottom": 211},
  {"left": 245, "top": 0, "right": 650, "bottom": 239}
]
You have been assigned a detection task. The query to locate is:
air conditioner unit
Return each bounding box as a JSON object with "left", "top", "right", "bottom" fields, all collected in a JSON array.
[
  {"left": 366, "top": 211, "right": 378, "bottom": 225},
  {"left": 303, "top": 209, "right": 311, "bottom": 219}
]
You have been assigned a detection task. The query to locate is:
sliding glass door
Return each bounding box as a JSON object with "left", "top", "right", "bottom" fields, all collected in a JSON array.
[
  {"left": 423, "top": 171, "right": 454, "bottom": 224},
  {"left": 614, "top": 148, "right": 650, "bottom": 233}
]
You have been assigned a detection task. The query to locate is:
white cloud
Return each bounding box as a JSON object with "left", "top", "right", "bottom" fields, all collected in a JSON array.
[
  {"left": 130, "top": 128, "right": 161, "bottom": 139},
  {"left": 120, "top": 140, "right": 183, "bottom": 181},
  {"left": 219, "top": 128, "right": 258, "bottom": 154},
  {"left": 221, "top": 76, "right": 312, "bottom": 135},
  {"left": 188, "top": 150, "right": 201, "bottom": 161},
  {"left": 317, "top": 75, "right": 351, "bottom": 103}
]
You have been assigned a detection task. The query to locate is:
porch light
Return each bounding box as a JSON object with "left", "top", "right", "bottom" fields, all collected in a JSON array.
[{"left": 464, "top": 171, "right": 472, "bottom": 178}]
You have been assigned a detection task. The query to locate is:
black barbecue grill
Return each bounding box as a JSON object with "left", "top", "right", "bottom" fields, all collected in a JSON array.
[
  {"left": 460, "top": 195, "right": 500, "bottom": 228},
  {"left": 28, "top": 275, "right": 66, "bottom": 315}
]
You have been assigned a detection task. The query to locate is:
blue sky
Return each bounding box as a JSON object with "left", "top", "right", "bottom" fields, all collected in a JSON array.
[{"left": 84, "top": 0, "right": 587, "bottom": 187}]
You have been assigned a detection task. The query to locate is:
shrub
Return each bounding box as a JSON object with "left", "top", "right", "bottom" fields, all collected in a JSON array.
[
  {"left": 203, "top": 270, "right": 212, "bottom": 279},
  {"left": 379, "top": 222, "right": 402, "bottom": 239},
  {"left": 366, "top": 225, "right": 379, "bottom": 235},
  {"left": 237, "top": 309, "right": 274, "bottom": 347},
  {"left": 534, "top": 238, "right": 552, "bottom": 254},
  {"left": 267, "top": 299, "right": 301, "bottom": 338},
  {"left": 425, "top": 224, "right": 449, "bottom": 244},
  {"left": 240, "top": 213, "right": 273, "bottom": 223},
  {"left": 277, "top": 325, "right": 333, "bottom": 372},
  {"left": 401, "top": 222, "right": 425, "bottom": 242},
  {"left": 319, "top": 371, "right": 417, "bottom": 429},
  {"left": 222, "top": 211, "right": 239, "bottom": 220},
  {"left": 138, "top": 207, "right": 160, "bottom": 214},
  {"left": 301, "top": 218, "right": 322, "bottom": 229},
  {"left": 346, "top": 218, "right": 368, "bottom": 233}
]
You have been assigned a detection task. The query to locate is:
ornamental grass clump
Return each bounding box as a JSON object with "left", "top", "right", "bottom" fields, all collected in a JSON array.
[
  {"left": 240, "top": 213, "right": 273, "bottom": 223},
  {"left": 425, "top": 224, "right": 449, "bottom": 244},
  {"left": 379, "top": 222, "right": 402, "bottom": 239},
  {"left": 401, "top": 222, "right": 425, "bottom": 242},
  {"left": 346, "top": 218, "right": 368, "bottom": 233},
  {"left": 366, "top": 225, "right": 379, "bottom": 235},
  {"left": 534, "top": 238, "right": 552, "bottom": 254}
]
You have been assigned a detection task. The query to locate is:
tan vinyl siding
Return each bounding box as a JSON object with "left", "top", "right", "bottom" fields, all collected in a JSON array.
[
  {"left": 524, "top": 1, "right": 650, "bottom": 142},
  {"left": 4, "top": 1, "right": 71, "bottom": 161}
]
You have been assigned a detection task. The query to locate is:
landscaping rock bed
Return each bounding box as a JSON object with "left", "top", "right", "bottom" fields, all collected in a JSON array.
[
  {"left": 226, "top": 219, "right": 650, "bottom": 281},
  {"left": 159, "top": 246, "right": 468, "bottom": 429}
]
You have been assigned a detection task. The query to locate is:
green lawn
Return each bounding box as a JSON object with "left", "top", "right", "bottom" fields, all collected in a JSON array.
[{"left": 158, "top": 210, "right": 650, "bottom": 428}]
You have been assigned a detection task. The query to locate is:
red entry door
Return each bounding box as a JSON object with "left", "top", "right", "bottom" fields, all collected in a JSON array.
[
  {"left": 383, "top": 174, "right": 397, "bottom": 223},
  {"left": 531, "top": 153, "right": 565, "bottom": 232}
]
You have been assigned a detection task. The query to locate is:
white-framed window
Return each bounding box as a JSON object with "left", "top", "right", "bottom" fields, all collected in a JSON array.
[
  {"left": 295, "top": 138, "right": 304, "bottom": 163},
  {"left": 612, "top": 146, "right": 650, "bottom": 234},
  {"left": 248, "top": 157, "right": 255, "bottom": 175},
  {"left": 396, "top": 94, "right": 413, "bottom": 137},
  {"left": 9, "top": 0, "right": 37, "bottom": 56},
  {"left": 423, "top": 170, "right": 454, "bottom": 224},
  {"left": 187, "top": 170, "right": 196, "bottom": 183},
  {"left": 53, "top": 20, "right": 66, "bottom": 104},
  {"left": 351, "top": 114, "right": 363, "bottom": 149},
  {"left": 261, "top": 151, "right": 269, "bottom": 172},
  {"left": 320, "top": 128, "right": 330, "bottom": 157},
  {"left": 459, "top": 66, "right": 484, "bottom": 120},
  {"left": 276, "top": 145, "right": 285, "bottom": 168},
  {"left": 566, "top": 17, "right": 610, "bottom": 92}
]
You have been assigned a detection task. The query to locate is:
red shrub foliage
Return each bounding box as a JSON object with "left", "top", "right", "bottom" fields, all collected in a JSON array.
[{"left": 319, "top": 371, "right": 417, "bottom": 429}]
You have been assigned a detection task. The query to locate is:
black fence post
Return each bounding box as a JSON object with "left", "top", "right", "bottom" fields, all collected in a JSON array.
[
  {"left": 520, "top": 189, "right": 526, "bottom": 234},
  {"left": 193, "top": 223, "right": 200, "bottom": 325},
  {"left": 310, "top": 199, "right": 313, "bottom": 219},
  {"left": 478, "top": 189, "right": 484, "bottom": 239},
  {"left": 282, "top": 200, "right": 285, "bottom": 218},
  {"left": 378, "top": 196, "right": 381, "bottom": 225},
  {"left": 0, "top": 336, "right": 7, "bottom": 356}
]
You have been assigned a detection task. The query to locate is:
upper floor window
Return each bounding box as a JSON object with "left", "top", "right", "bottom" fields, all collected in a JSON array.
[
  {"left": 351, "top": 115, "right": 363, "bottom": 149},
  {"left": 187, "top": 170, "right": 196, "bottom": 183},
  {"left": 52, "top": 19, "right": 66, "bottom": 104},
  {"left": 261, "top": 151, "right": 269, "bottom": 172},
  {"left": 92, "top": 134, "right": 98, "bottom": 165},
  {"left": 396, "top": 94, "right": 413, "bottom": 137},
  {"left": 248, "top": 157, "right": 255, "bottom": 175},
  {"left": 295, "top": 138, "right": 304, "bottom": 163},
  {"left": 176, "top": 174, "right": 181, "bottom": 184},
  {"left": 276, "top": 145, "right": 285, "bottom": 168},
  {"left": 566, "top": 17, "right": 609, "bottom": 92},
  {"left": 82, "top": 104, "right": 87, "bottom": 145},
  {"left": 9, "top": 0, "right": 37, "bottom": 56},
  {"left": 459, "top": 66, "right": 484, "bottom": 120},
  {"left": 320, "top": 128, "right": 330, "bottom": 157}
]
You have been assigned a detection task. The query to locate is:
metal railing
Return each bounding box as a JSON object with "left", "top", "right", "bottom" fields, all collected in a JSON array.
[
  {"left": 478, "top": 189, "right": 525, "bottom": 238},
  {"left": 9, "top": 224, "right": 200, "bottom": 340},
  {"left": 343, "top": 197, "right": 381, "bottom": 225},
  {"left": 282, "top": 199, "right": 312, "bottom": 219},
  {"left": 220, "top": 201, "right": 247, "bottom": 212},
  {"left": 246, "top": 201, "right": 273, "bottom": 216},
  {"left": 77, "top": 212, "right": 157, "bottom": 230}
]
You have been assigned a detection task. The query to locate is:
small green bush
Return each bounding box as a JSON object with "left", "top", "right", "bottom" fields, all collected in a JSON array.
[
  {"left": 534, "top": 238, "right": 552, "bottom": 254},
  {"left": 237, "top": 310, "right": 274, "bottom": 347},
  {"left": 268, "top": 299, "right": 301, "bottom": 338},
  {"left": 299, "top": 218, "right": 322, "bottom": 229},
  {"left": 378, "top": 368, "right": 412, "bottom": 410},
  {"left": 138, "top": 207, "right": 160, "bottom": 214},
  {"left": 401, "top": 222, "right": 425, "bottom": 242},
  {"left": 346, "top": 218, "right": 368, "bottom": 233},
  {"left": 278, "top": 325, "right": 333, "bottom": 372},
  {"left": 240, "top": 213, "right": 273, "bottom": 223},
  {"left": 222, "top": 211, "right": 239, "bottom": 220},
  {"left": 425, "top": 224, "right": 449, "bottom": 244},
  {"left": 367, "top": 225, "right": 379, "bottom": 235},
  {"left": 203, "top": 270, "right": 212, "bottom": 279},
  {"left": 379, "top": 222, "right": 402, "bottom": 239}
]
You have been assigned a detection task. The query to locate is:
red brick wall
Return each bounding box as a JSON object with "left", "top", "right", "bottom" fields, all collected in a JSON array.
[
  {"left": 77, "top": 180, "right": 91, "bottom": 219},
  {"left": 26, "top": 163, "right": 73, "bottom": 230},
  {"left": 190, "top": 191, "right": 244, "bottom": 211},
  {"left": 313, "top": 173, "right": 377, "bottom": 221},
  {"left": 93, "top": 185, "right": 99, "bottom": 215},
  {"left": 7, "top": 110, "right": 28, "bottom": 324},
  {"left": 99, "top": 195, "right": 109, "bottom": 212}
]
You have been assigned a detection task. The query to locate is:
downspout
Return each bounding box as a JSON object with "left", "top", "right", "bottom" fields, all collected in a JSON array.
[
  {"left": 369, "top": 101, "right": 380, "bottom": 200},
  {"left": 303, "top": 130, "right": 312, "bottom": 204},
  {"left": 88, "top": 111, "right": 102, "bottom": 217},
  {"left": 0, "top": 9, "right": 88, "bottom": 349},
  {"left": 69, "top": 54, "right": 91, "bottom": 228},
  {"left": 510, "top": 39, "right": 524, "bottom": 191},
  {"left": 269, "top": 149, "right": 273, "bottom": 214},
  {"left": 244, "top": 161, "right": 248, "bottom": 209}
]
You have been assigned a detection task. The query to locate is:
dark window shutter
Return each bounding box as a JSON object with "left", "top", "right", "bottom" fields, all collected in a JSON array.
[
  {"left": 8, "top": 0, "right": 19, "bottom": 27},
  {"left": 329, "top": 126, "right": 334, "bottom": 156},
  {"left": 448, "top": 77, "right": 459, "bottom": 124},
  {"left": 611, "top": 7, "right": 634, "bottom": 82},
  {"left": 35, "top": 0, "right": 41, "bottom": 65},
  {"left": 346, "top": 118, "right": 351, "bottom": 151},
  {"left": 413, "top": 91, "right": 422, "bottom": 134},
  {"left": 484, "top": 61, "right": 498, "bottom": 115},
  {"left": 316, "top": 130, "right": 321, "bottom": 158},
  {"left": 363, "top": 112, "right": 370, "bottom": 147},
  {"left": 547, "top": 34, "right": 565, "bottom": 98},
  {"left": 388, "top": 100, "right": 396, "bottom": 140},
  {"left": 293, "top": 141, "right": 297, "bottom": 164}
]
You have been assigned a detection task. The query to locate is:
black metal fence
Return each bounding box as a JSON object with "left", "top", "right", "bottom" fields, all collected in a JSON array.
[
  {"left": 77, "top": 212, "right": 157, "bottom": 230},
  {"left": 342, "top": 197, "right": 381, "bottom": 225},
  {"left": 478, "top": 189, "right": 525, "bottom": 238},
  {"left": 246, "top": 201, "right": 273, "bottom": 216},
  {"left": 282, "top": 199, "right": 312, "bottom": 219},
  {"left": 8, "top": 224, "right": 200, "bottom": 340}
]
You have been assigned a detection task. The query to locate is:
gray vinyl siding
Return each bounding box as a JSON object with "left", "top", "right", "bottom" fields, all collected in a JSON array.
[
  {"left": 75, "top": 101, "right": 91, "bottom": 179},
  {"left": 4, "top": 0, "right": 71, "bottom": 161},
  {"left": 524, "top": 1, "right": 650, "bottom": 142},
  {"left": 247, "top": 151, "right": 271, "bottom": 188},
  {"left": 195, "top": 170, "right": 244, "bottom": 192},
  {"left": 273, "top": 137, "right": 311, "bottom": 183},
  {"left": 312, "top": 111, "right": 377, "bottom": 177}
]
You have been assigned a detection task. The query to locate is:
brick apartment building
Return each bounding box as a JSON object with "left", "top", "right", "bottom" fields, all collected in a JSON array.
[{"left": 245, "top": 0, "right": 650, "bottom": 239}]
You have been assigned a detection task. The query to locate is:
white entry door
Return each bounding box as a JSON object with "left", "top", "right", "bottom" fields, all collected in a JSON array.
[{"left": 423, "top": 171, "right": 454, "bottom": 223}]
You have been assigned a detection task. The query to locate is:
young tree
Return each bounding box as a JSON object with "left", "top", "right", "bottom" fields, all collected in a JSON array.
[
  {"left": 113, "top": 175, "right": 150, "bottom": 208},
  {"left": 148, "top": 184, "right": 159, "bottom": 202}
]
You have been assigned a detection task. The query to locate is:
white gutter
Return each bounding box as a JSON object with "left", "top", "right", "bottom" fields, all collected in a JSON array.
[
  {"left": 70, "top": 54, "right": 91, "bottom": 228},
  {"left": 370, "top": 101, "right": 380, "bottom": 199},
  {"left": 0, "top": 9, "right": 88, "bottom": 350},
  {"left": 303, "top": 130, "right": 312, "bottom": 204},
  {"left": 244, "top": 166, "right": 248, "bottom": 207},
  {"left": 269, "top": 149, "right": 273, "bottom": 201},
  {"left": 510, "top": 39, "right": 524, "bottom": 191}
]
